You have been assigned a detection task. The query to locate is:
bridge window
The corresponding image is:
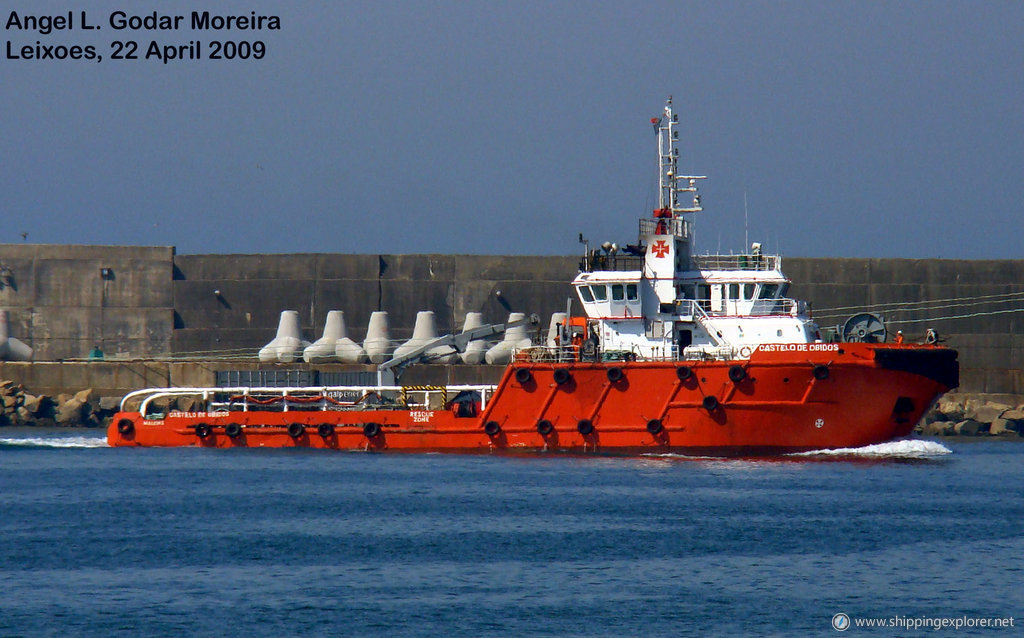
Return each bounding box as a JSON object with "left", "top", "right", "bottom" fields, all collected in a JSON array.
[
  {"left": 758, "top": 283, "right": 779, "bottom": 299},
  {"left": 626, "top": 284, "right": 638, "bottom": 301},
  {"left": 744, "top": 283, "right": 756, "bottom": 299},
  {"left": 578, "top": 286, "right": 595, "bottom": 303},
  {"left": 611, "top": 284, "right": 624, "bottom": 301},
  {"left": 728, "top": 283, "right": 739, "bottom": 299},
  {"left": 592, "top": 285, "right": 608, "bottom": 301}
]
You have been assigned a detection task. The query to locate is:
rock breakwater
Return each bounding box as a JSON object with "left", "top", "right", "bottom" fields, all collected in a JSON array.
[
  {"left": 917, "top": 395, "right": 1024, "bottom": 438},
  {"left": 0, "top": 380, "right": 116, "bottom": 428}
]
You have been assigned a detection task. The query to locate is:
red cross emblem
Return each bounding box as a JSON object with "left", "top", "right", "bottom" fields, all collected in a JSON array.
[{"left": 651, "top": 240, "right": 670, "bottom": 258}]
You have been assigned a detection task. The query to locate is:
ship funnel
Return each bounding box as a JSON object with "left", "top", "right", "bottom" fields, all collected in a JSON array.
[
  {"left": 459, "top": 312, "right": 488, "bottom": 364},
  {"left": 485, "top": 312, "right": 533, "bottom": 364},
  {"left": 546, "top": 312, "right": 567, "bottom": 347},
  {"left": 259, "top": 310, "right": 310, "bottom": 363},
  {"left": 363, "top": 311, "right": 392, "bottom": 364},
  {"left": 0, "top": 310, "right": 32, "bottom": 361}
]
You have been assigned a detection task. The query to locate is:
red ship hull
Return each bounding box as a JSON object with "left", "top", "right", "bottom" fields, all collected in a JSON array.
[{"left": 107, "top": 343, "right": 957, "bottom": 455}]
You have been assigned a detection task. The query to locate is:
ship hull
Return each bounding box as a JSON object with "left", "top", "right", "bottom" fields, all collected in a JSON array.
[{"left": 107, "top": 343, "right": 957, "bottom": 456}]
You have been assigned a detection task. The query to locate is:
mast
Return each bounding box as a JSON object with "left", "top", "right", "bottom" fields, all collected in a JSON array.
[
  {"left": 656, "top": 96, "right": 705, "bottom": 216},
  {"left": 644, "top": 97, "right": 705, "bottom": 307}
]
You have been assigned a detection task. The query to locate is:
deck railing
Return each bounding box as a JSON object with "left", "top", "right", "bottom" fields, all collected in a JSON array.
[{"left": 692, "top": 254, "right": 780, "bottom": 271}]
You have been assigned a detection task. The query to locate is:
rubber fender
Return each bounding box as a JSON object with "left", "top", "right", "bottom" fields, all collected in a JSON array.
[
  {"left": 813, "top": 364, "right": 830, "bottom": 380},
  {"left": 514, "top": 368, "right": 533, "bottom": 384},
  {"left": 195, "top": 423, "right": 212, "bottom": 438},
  {"left": 676, "top": 366, "right": 693, "bottom": 381},
  {"left": 646, "top": 419, "right": 663, "bottom": 434},
  {"left": 116, "top": 419, "right": 134, "bottom": 435},
  {"left": 287, "top": 422, "right": 305, "bottom": 438},
  {"left": 536, "top": 419, "right": 554, "bottom": 436},
  {"left": 317, "top": 423, "right": 334, "bottom": 438},
  {"left": 483, "top": 421, "right": 501, "bottom": 436},
  {"left": 606, "top": 367, "right": 624, "bottom": 382},
  {"left": 728, "top": 365, "right": 747, "bottom": 382},
  {"left": 363, "top": 422, "right": 382, "bottom": 438},
  {"left": 577, "top": 419, "right": 594, "bottom": 435},
  {"left": 553, "top": 369, "right": 572, "bottom": 385},
  {"left": 702, "top": 395, "right": 719, "bottom": 411},
  {"left": 225, "top": 423, "right": 242, "bottom": 438}
]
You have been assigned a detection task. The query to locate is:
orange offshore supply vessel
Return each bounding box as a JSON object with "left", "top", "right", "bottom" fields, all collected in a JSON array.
[{"left": 108, "top": 99, "right": 958, "bottom": 455}]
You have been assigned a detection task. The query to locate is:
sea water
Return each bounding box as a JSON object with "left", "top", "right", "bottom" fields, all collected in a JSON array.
[{"left": 0, "top": 429, "right": 1021, "bottom": 637}]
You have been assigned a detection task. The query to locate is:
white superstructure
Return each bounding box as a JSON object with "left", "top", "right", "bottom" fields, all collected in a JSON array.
[{"left": 571, "top": 97, "right": 820, "bottom": 361}]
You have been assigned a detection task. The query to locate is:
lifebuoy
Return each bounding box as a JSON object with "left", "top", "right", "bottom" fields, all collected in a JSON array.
[
  {"left": 577, "top": 419, "right": 594, "bottom": 435},
  {"left": 728, "top": 365, "right": 747, "bottom": 383},
  {"left": 317, "top": 423, "right": 334, "bottom": 438},
  {"left": 287, "top": 423, "right": 305, "bottom": 438},
  {"left": 536, "top": 419, "right": 554, "bottom": 436},
  {"left": 813, "top": 364, "right": 830, "bottom": 380},
  {"left": 646, "top": 419, "right": 663, "bottom": 434},
  {"left": 363, "top": 422, "right": 382, "bottom": 438},
  {"left": 484, "top": 421, "right": 501, "bottom": 436},
  {"left": 676, "top": 366, "right": 693, "bottom": 381},
  {"left": 606, "top": 367, "right": 624, "bottom": 382},
  {"left": 116, "top": 419, "right": 134, "bottom": 435},
  {"left": 195, "top": 423, "right": 212, "bottom": 438},
  {"left": 553, "top": 369, "right": 572, "bottom": 385},
  {"left": 739, "top": 346, "right": 753, "bottom": 358},
  {"left": 702, "top": 395, "right": 719, "bottom": 411},
  {"left": 225, "top": 423, "right": 242, "bottom": 438},
  {"left": 514, "top": 368, "right": 533, "bottom": 384}
]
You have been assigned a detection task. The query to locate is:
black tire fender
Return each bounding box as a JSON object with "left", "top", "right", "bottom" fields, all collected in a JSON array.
[
  {"left": 363, "top": 422, "right": 382, "bottom": 438},
  {"left": 195, "top": 423, "right": 212, "bottom": 438},
  {"left": 514, "top": 368, "right": 533, "bottom": 384},
  {"left": 116, "top": 419, "right": 134, "bottom": 435},
  {"left": 553, "top": 369, "right": 572, "bottom": 385},
  {"left": 225, "top": 423, "right": 242, "bottom": 438},
  {"left": 728, "top": 365, "right": 747, "bottom": 383},
  {"left": 536, "top": 419, "right": 554, "bottom": 436},
  {"left": 813, "top": 364, "right": 830, "bottom": 380},
  {"left": 606, "top": 367, "right": 624, "bottom": 382},
  {"left": 287, "top": 422, "right": 305, "bottom": 438},
  {"left": 577, "top": 419, "right": 594, "bottom": 435},
  {"left": 676, "top": 366, "right": 693, "bottom": 381},
  {"left": 702, "top": 395, "right": 719, "bottom": 411},
  {"left": 646, "top": 419, "right": 663, "bottom": 435},
  {"left": 317, "top": 423, "right": 334, "bottom": 438},
  {"left": 483, "top": 421, "right": 501, "bottom": 437}
]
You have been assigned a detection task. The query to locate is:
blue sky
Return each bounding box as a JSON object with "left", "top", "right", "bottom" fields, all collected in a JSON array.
[{"left": 2, "top": 1, "right": 1022, "bottom": 258}]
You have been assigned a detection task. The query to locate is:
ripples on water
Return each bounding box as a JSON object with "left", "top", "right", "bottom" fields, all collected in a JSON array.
[{"left": 0, "top": 429, "right": 1020, "bottom": 637}]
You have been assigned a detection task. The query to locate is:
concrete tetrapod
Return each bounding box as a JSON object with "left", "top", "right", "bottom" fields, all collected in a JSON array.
[
  {"left": 393, "top": 311, "right": 459, "bottom": 364},
  {"left": 258, "top": 310, "right": 310, "bottom": 363},
  {"left": 485, "top": 312, "right": 533, "bottom": 365},
  {"left": 459, "top": 312, "right": 489, "bottom": 364},
  {"left": 0, "top": 310, "right": 32, "bottom": 361},
  {"left": 303, "top": 310, "right": 346, "bottom": 363},
  {"left": 546, "top": 312, "right": 567, "bottom": 348},
  {"left": 363, "top": 311, "right": 393, "bottom": 364}
]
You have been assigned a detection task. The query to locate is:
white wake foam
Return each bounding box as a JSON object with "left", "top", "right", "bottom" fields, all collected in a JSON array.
[
  {"left": 0, "top": 435, "right": 109, "bottom": 448},
  {"left": 788, "top": 439, "right": 952, "bottom": 459}
]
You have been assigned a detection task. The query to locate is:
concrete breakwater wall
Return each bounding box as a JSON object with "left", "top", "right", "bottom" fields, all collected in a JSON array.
[{"left": 0, "top": 245, "right": 1022, "bottom": 394}]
